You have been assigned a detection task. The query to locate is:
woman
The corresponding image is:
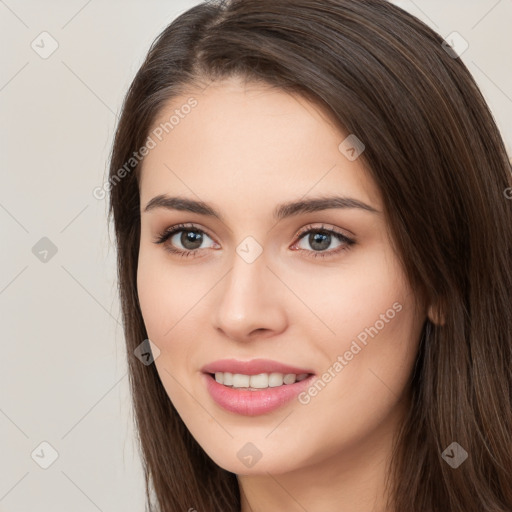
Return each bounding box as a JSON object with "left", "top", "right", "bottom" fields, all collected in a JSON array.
[{"left": 107, "top": 0, "right": 512, "bottom": 510}]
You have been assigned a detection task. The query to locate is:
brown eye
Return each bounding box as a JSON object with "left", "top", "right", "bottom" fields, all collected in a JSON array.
[{"left": 174, "top": 230, "right": 205, "bottom": 250}]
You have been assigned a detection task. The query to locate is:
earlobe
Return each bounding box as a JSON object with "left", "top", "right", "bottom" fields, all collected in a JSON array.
[{"left": 427, "top": 303, "right": 445, "bottom": 326}]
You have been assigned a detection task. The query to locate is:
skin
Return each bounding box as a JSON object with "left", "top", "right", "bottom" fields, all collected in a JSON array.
[{"left": 137, "top": 76, "right": 432, "bottom": 512}]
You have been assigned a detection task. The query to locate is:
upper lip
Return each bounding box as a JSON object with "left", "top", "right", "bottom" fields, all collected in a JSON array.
[{"left": 201, "top": 358, "right": 315, "bottom": 376}]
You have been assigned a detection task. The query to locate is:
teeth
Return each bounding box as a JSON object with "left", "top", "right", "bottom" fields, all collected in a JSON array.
[
  {"left": 249, "top": 373, "right": 269, "bottom": 389},
  {"left": 268, "top": 372, "right": 284, "bottom": 387},
  {"left": 232, "top": 374, "right": 250, "bottom": 387},
  {"left": 213, "top": 372, "right": 310, "bottom": 389},
  {"left": 283, "top": 373, "right": 296, "bottom": 385}
]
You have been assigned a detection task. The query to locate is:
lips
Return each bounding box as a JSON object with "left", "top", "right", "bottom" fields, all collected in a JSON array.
[
  {"left": 201, "top": 358, "right": 315, "bottom": 376},
  {"left": 201, "top": 358, "right": 316, "bottom": 416}
]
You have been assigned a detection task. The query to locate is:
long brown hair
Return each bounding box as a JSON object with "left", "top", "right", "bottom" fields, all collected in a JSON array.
[{"left": 107, "top": 1, "right": 512, "bottom": 510}]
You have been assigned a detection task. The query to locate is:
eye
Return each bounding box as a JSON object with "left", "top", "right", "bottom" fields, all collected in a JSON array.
[
  {"left": 153, "top": 222, "right": 356, "bottom": 260},
  {"left": 153, "top": 223, "right": 218, "bottom": 258},
  {"left": 291, "top": 224, "right": 355, "bottom": 259}
]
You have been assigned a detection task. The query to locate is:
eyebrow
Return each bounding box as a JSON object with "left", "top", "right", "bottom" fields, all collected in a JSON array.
[{"left": 143, "top": 194, "right": 380, "bottom": 221}]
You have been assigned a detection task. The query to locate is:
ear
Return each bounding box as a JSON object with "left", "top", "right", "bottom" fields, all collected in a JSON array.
[{"left": 427, "top": 303, "right": 445, "bottom": 326}]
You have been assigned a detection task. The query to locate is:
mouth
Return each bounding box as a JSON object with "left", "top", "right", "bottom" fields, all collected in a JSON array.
[
  {"left": 206, "top": 371, "right": 312, "bottom": 390},
  {"left": 201, "top": 360, "right": 316, "bottom": 416}
]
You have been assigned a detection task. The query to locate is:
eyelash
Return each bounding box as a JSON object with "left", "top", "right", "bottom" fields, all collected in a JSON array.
[{"left": 153, "top": 223, "right": 356, "bottom": 260}]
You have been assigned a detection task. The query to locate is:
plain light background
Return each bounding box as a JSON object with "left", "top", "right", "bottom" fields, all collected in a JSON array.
[{"left": 1, "top": 1, "right": 511, "bottom": 510}]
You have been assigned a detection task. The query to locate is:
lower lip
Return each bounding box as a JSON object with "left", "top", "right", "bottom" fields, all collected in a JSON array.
[{"left": 203, "top": 373, "right": 315, "bottom": 416}]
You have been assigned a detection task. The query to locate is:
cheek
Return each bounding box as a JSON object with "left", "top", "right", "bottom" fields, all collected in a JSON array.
[
  {"left": 136, "top": 247, "right": 223, "bottom": 388},
  {"left": 302, "top": 246, "right": 420, "bottom": 397},
  {"left": 311, "top": 293, "right": 419, "bottom": 419},
  {"left": 137, "top": 250, "right": 170, "bottom": 338},
  {"left": 136, "top": 250, "right": 200, "bottom": 403},
  {"left": 285, "top": 244, "right": 409, "bottom": 345},
  {"left": 136, "top": 247, "right": 206, "bottom": 339},
  {"left": 292, "top": 291, "right": 420, "bottom": 466}
]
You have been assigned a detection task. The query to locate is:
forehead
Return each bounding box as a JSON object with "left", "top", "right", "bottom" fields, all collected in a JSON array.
[{"left": 139, "top": 78, "right": 382, "bottom": 214}]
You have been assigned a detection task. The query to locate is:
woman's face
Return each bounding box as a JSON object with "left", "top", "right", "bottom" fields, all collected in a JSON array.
[{"left": 137, "top": 77, "right": 426, "bottom": 475}]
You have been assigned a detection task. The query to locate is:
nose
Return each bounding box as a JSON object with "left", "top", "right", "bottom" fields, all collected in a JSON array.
[{"left": 211, "top": 251, "right": 288, "bottom": 342}]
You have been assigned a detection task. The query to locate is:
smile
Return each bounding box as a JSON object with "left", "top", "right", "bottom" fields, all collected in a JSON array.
[{"left": 212, "top": 371, "right": 310, "bottom": 389}]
